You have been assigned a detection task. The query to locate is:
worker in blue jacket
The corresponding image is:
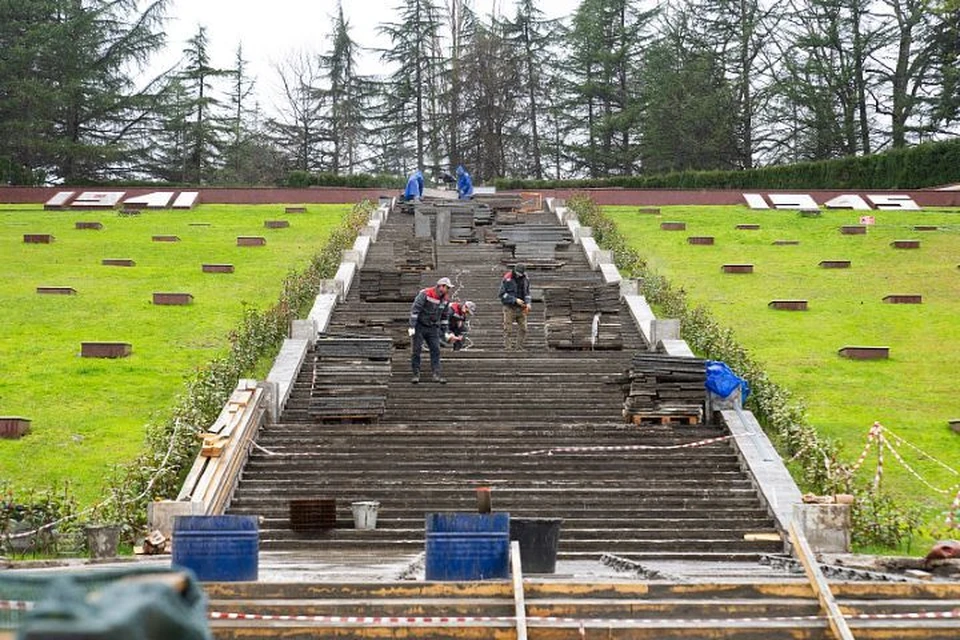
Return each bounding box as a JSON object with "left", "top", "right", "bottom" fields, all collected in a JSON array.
[
  {"left": 456, "top": 165, "right": 474, "bottom": 200},
  {"left": 404, "top": 169, "right": 424, "bottom": 201}
]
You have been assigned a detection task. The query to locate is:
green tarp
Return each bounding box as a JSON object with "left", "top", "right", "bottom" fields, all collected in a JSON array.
[{"left": 0, "top": 565, "right": 210, "bottom": 639}]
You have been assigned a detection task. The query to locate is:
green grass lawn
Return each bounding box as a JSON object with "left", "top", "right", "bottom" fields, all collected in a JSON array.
[
  {"left": 608, "top": 205, "right": 960, "bottom": 527},
  {"left": 0, "top": 204, "right": 347, "bottom": 505}
]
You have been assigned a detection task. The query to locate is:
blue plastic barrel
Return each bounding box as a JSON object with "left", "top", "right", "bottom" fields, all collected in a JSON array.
[
  {"left": 425, "top": 512, "right": 510, "bottom": 581},
  {"left": 172, "top": 515, "right": 259, "bottom": 582}
]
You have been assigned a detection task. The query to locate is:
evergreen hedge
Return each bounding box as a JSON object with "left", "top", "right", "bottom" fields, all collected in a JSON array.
[
  {"left": 285, "top": 170, "right": 405, "bottom": 189},
  {"left": 495, "top": 139, "right": 960, "bottom": 191}
]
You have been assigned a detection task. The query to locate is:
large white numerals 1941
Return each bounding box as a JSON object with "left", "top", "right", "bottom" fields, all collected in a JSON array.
[{"left": 767, "top": 194, "right": 819, "bottom": 210}]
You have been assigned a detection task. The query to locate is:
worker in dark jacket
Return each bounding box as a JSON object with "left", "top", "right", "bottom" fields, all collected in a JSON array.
[
  {"left": 443, "top": 300, "right": 475, "bottom": 351},
  {"left": 498, "top": 263, "right": 531, "bottom": 351},
  {"left": 455, "top": 165, "right": 474, "bottom": 200},
  {"left": 409, "top": 276, "right": 452, "bottom": 383}
]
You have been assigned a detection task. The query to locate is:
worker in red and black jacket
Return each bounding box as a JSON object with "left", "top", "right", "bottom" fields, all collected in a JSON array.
[
  {"left": 443, "top": 300, "right": 476, "bottom": 351},
  {"left": 409, "top": 277, "right": 452, "bottom": 384},
  {"left": 498, "top": 263, "right": 531, "bottom": 351}
]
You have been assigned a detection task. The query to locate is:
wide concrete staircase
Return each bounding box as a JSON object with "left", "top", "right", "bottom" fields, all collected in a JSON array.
[
  {"left": 216, "top": 200, "right": 960, "bottom": 638},
  {"left": 228, "top": 202, "right": 783, "bottom": 561}
]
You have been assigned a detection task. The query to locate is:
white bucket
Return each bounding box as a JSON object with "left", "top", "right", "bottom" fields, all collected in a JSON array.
[{"left": 351, "top": 501, "right": 380, "bottom": 530}]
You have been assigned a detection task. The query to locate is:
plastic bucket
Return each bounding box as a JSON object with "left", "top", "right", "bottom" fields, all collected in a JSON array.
[
  {"left": 351, "top": 501, "right": 380, "bottom": 530},
  {"left": 425, "top": 512, "right": 510, "bottom": 581},
  {"left": 172, "top": 515, "right": 258, "bottom": 582},
  {"left": 510, "top": 518, "right": 562, "bottom": 574}
]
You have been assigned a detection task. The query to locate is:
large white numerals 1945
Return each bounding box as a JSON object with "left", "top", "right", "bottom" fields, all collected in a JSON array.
[
  {"left": 823, "top": 194, "right": 872, "bottom": 210},
  {"left": 866, "top": 194, "right": 921, "bottom": 210}
]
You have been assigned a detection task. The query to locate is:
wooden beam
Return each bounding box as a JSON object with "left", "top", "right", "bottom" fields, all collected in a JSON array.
[
  {"left": 789, "top": 522, "right": 855, "bottom": 640},
  {"left": 511, "top": 540, "right": 527, "bottom": 640}
]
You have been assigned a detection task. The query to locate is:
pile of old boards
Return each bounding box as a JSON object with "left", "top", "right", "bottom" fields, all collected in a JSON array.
[
  {"left": 309, "top": 336, "right": 391, "bottom": 422},
  {"left": 621, "top": 353, "right": 706, "bottom": 424},
  {"left": 543, "top": 282, "right": 624, "bottom": 350},
  {"left": 358, "top": 269, "right": 421, "bottom": 302},
  {"left": 396, "top": 237, "right": 434, "bottom": 271},
  {"left": 409, "top": 201, "right": 495, "bottom": 244},
  {"left": 497, "top": 224, "right": 572, "bottom": 270}
]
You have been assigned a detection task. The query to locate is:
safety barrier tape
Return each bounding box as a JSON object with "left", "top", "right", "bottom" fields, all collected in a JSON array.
[
  {"left": 881, "top": 432, "right": 956, "bottom": 496},
  {"left": 874, "top": 429, "right": 884, "bottom": 491},
  {"left": 847, "top": 422, "right": 882, "bottom": 476},
  {"left": 516, "top": 434, "right": 734, "bottom": 457},
  {"left": 205, "top": 610, "right": 960, "bottom": 625},
  {"left": 3, "top": 599, "right": 956, "bottom": 624},
  {"left": 883, "top": 426, "right": 960, "bottom": 477}
]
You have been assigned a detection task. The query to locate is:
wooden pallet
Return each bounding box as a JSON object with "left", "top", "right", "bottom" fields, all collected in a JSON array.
[{"left": 627, "top": 412, "right": 701, "bottom": 425}]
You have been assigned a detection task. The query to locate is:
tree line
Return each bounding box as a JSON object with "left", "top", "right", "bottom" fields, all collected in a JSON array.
[{"left": 1, "top": 0, "right": 958, "bottom": 186}]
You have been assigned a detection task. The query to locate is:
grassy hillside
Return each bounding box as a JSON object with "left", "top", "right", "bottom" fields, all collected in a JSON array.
[
  {"left": 0, "top": 204, "right": 347, "bottom": 505},
  {"left": 608, "top": 205, "right": 960, "bottom": 525}
]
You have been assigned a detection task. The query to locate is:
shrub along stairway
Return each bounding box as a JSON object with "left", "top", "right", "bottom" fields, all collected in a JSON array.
[{"left": 229, "top": 204, "right": 782, "bottom": 562}]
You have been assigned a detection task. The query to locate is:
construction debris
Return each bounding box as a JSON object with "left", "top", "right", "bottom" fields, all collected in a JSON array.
[{"left": 543, "top": 283, "right": 623, "bottom": 350}]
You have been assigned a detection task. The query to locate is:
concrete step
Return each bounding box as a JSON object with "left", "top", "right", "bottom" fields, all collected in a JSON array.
[{"left": 205, "top": 579, "right": 960, "bottom": 639}]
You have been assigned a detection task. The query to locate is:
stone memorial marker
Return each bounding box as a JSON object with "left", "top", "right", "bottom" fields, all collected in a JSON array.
[
  {"left": 838, "top": 346, "right": 889, "bottom": 360},
  {"left": 81, "top": 342, "right": 132, "bottom": 358}
]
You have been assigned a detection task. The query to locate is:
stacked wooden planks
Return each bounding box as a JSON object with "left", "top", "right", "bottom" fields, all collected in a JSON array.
[
  {"left": 543, "top": 283, "right": 623, "bottom": 350},
  {"left": 309, "top": 336, "right": 392, "bottom": 422},
  {"left": 396, "top": 238, "right": 435, "bottom": 271},
  {"left": 621, "top": 353, "right": 706, "bottom": 424},
  {"left": 359, "top": 269, "right": 422, "bottom": 302}
]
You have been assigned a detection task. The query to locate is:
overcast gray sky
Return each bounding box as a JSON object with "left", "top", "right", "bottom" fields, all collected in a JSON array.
[{"left": 151, "top": 0, "right": 580, "bottom": 93}]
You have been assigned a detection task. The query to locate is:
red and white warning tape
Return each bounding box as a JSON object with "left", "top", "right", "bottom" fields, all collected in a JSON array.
[
  {"left": 847, "top": 422, "right": 882, "bottom": 476},
  {"left": 206, "top": 610, "right": 960, "bottom": 625},
  {"left": 3, "top": 600, "right": 957, "bottom": 624},
  {"left": 517, "top": 434, "right": 734, "bottom": 457}
]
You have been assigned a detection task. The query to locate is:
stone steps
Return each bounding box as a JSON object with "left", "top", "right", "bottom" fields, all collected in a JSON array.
[
  {"left": 228, "top": 203, "right": 781, "bottom": 560},
  {"left": 206, "top": 580, "right": 960, "bottom": 639}
]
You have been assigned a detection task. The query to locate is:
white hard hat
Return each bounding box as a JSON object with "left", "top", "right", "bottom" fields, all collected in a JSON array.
[
  {"left": 464, "top": 301, "right": 476, "bottom": 314},
  {"left": 437, "top": 277, "right": 453, "bottom": 287}
]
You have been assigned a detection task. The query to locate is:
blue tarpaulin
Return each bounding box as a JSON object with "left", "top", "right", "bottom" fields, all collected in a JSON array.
[{"left": 705, "top": 360, "right": 750, "bottom": 401}]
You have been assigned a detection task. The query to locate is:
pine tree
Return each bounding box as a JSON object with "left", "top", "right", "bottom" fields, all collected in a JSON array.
[
  {"left": 0, "top": 0, "right": 170, "bottom": 183},
  {"left": 180, "top": 25, "right": 232, "bottom": 183},
  {"left": 377, "top": 0, "right": 445, "bottom": 172}
]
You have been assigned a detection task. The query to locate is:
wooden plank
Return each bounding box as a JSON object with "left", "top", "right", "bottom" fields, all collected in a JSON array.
[
  {"left": 511, "top": 540, "right": 528, "bottom": 640},
  {"left": 789, "top": 522, "right": 855, "bottom": 640}
]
